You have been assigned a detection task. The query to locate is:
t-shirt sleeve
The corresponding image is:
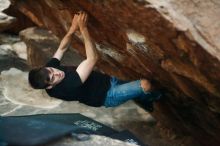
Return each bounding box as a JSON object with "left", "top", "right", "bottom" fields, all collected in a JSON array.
[{"left": 46, "top": 58, "right": 60, "bottom": 67}]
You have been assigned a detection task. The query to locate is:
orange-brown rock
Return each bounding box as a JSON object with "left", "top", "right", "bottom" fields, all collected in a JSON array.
[{"left": 9, "top": 0, "right": 220, "bottom": 146}]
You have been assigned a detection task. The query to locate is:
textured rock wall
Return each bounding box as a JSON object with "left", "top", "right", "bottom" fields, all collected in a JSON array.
[
  {"left": 19, "top": 27, "right": 83, "bottom": 68},
  {"left": 0, "top": 33, "right": 29, "bottom": 72},
  {"left": 3, "top": 4, "right": 35, "bottom": 33},
  {"left": 0, "top": 0, "right": 34, "bottom": 33},
  {"left": 0, "top": 0, "right": 16, "bottom": 32},
  {"left": 8, "top": 0, "right": 220, "bottom": 146}
]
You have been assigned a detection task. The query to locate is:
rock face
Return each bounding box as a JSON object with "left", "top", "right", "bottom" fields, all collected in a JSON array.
[
  {"left": 0, "top": 33, "right": 29, "bottom": 72},
  {"left": 1, "top": 68, "right": 62, "bottom": 108},
  {"left": 3, "top": 4, "right": 35, "bottom": 33},
  {"left": 0, "top": 0, "right": 16, "bottom": 32},
  {"left": 0, "top": 12, "right": 16, "bottom": 32},
  {"left": 0, "top": 0, "right": 34, "bottom": 33},
  {"left": 19, "top": 27, "right": 83, "bottom": 68},
  {"left": 8, "top": 0, "right": 220, "bottom": 146}
]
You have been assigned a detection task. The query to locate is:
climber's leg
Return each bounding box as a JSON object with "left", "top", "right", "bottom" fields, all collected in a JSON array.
[{"left": 104, "top": 77, "right": 161, "bottom": 108}]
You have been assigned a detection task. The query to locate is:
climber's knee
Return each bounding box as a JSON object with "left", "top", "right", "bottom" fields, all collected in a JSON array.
[{"left": 140, "top": 79, "right": 152, "bottom": 92}]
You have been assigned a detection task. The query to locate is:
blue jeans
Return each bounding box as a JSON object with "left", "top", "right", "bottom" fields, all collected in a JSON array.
[{"left": 104, "top": 77, "right": 155, "bottom": 107}]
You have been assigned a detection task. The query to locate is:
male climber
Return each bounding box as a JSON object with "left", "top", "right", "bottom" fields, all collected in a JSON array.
[{"left": 28, "top": 12, "right": 161, "bottom": 111}]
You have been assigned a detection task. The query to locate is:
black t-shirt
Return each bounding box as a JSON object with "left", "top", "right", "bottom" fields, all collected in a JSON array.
[{"left": 45, "top": 58, "right": 111, "bottom": 107}]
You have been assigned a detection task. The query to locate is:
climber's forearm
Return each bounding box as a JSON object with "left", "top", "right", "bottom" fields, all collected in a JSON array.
[
  {"left": 81, "top": 27, "right": 99, "bottom": 62},
  {"left": 53, "top": 14, "right": 78, "bottom": 61},
  {"left": 53, "top": 31, "right": 74, "bottom": 60},
  {"left": 57, "top": 32, "right": 73, "bottom": 52}
]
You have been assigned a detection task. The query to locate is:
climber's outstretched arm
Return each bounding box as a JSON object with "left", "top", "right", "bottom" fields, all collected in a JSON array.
[
  {"left": 76, "top": 12, "right": 99, "bottom": 83},
  {"left": 53, "top": 14, "right": 78, "bottom": 61}
]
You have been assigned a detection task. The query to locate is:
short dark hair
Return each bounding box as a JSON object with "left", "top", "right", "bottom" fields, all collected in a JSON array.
[{"left": 28, "top": 67, "right": 50, "bottom": 89}]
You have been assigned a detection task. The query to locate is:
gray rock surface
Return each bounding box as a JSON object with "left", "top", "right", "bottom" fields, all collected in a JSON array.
[
  {"left": 0, "top": 0, "right": 10, "bottom": 11},
  {"left": 0, "top": 12, "right": 16, "bottom": 32},
  {"left": 0, "top": 33, "right": 29, "bottom": 72},
  {"left": 0, "top": 0, "right": 16, "bottom": 32}
]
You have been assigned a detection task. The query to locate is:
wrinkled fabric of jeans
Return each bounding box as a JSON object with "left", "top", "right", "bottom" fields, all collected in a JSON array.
[{"left": 104, "top": 77, "right": 152, "bottom": 107}]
